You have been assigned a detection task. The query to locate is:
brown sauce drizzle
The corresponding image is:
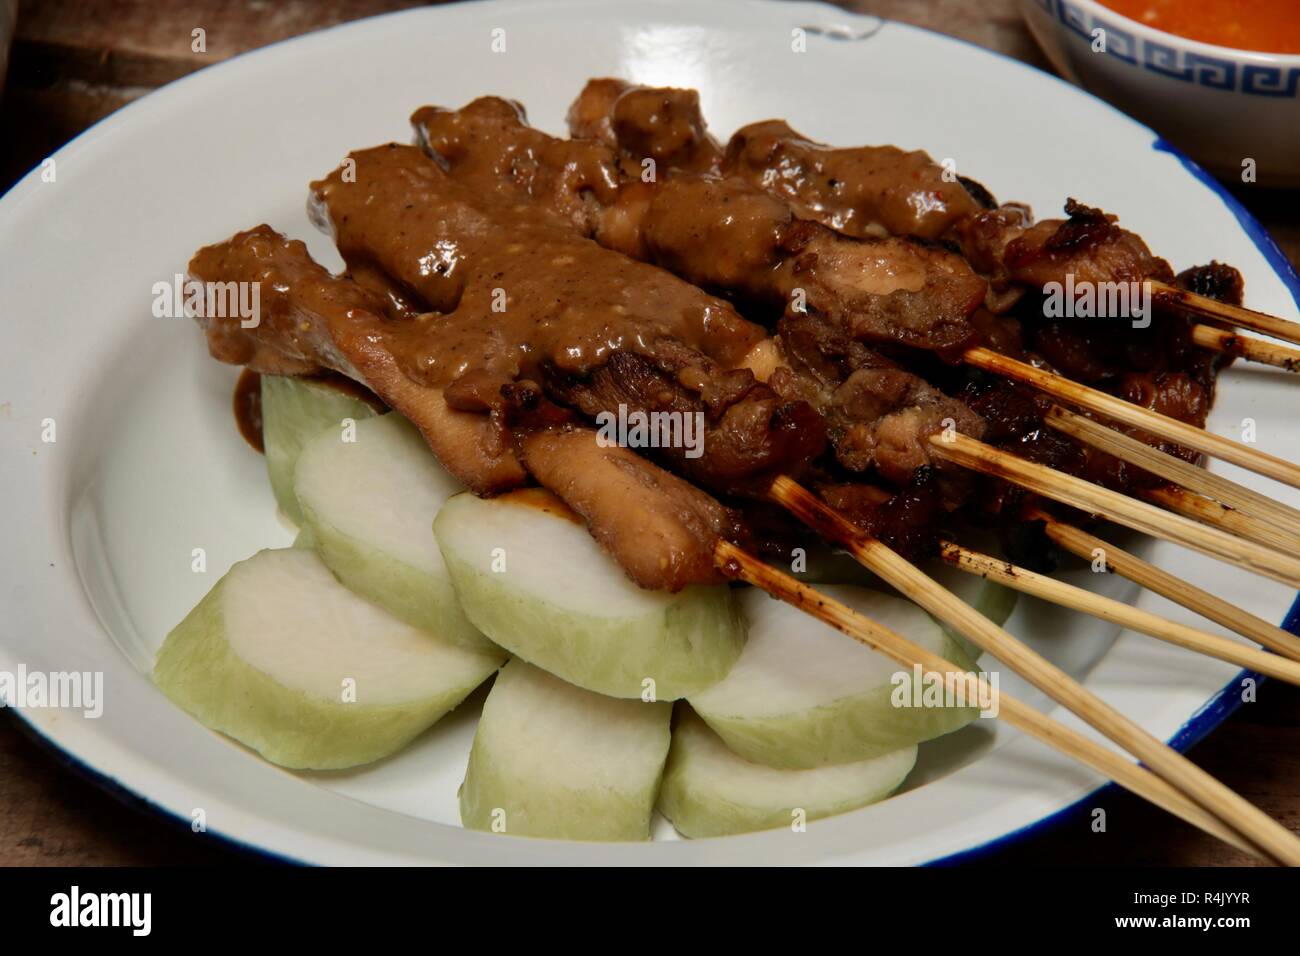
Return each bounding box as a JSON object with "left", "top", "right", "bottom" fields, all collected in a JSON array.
[
  {"left": 497, "top": 487, "right": 584, "bottom": 525},
  {"left": 232, "top": 368, "right": 264, "bottom": 453},
  {"left": 232, "top": 368, "right": 389, "bottom": 453}
]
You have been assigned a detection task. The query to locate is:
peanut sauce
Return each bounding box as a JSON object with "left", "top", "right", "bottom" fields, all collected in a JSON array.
[
  {"left": 723, "top": 120, "right": 982, "bottom": 241},
  {"left": 231, "top": 368, "right": 387, "bottom": 453},
  {"left": 232, "top": 368, "right": 264, "bottom": 453},
  {"left": 495, "top": 486, "right": 584, "bottom": 525},
  {"left": 308, "top": 144, "right": 767, "bottom": 394}
]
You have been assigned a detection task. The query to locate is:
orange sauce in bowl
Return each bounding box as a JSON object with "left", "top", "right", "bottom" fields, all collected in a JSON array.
[{"left": 1098, "top": 0, "right": 1300, "bottom": 54}]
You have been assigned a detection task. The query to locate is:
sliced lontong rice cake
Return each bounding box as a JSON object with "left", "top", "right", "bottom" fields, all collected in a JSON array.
[
  {"left": 658, "top": 709, "right": 917, "bottom": 838},
  {"left": 293, "top": 412, "right": 493, "bottom": 653},
  {"left": 433, "top": 488, "right": 744, "bottom": 699},
  {"left": 154, "top": 548, "right": 505, "bottom": 770},
  {"left": 459, "top": 660, "right": 672, "bottom": 841},
  {"left": 687, "top": 586, "right": 981, "bottom": 769},
  {"left": 260, "top": 374, "right": 378, "bottom": 524}
]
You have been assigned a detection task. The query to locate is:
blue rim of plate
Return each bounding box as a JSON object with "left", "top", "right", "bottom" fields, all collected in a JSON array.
[{"left": 2, "top": 0, "right": 1298, "bottom": 866}]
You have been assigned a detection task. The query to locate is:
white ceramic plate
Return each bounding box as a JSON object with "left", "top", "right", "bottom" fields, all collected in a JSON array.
[{"left": 2, "top": 0, "right": 1299, "bottom": 866}]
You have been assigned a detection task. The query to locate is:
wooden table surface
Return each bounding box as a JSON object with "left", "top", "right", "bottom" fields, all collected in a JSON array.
[{"left": 2, "top": 0, "right": 1297, "bottom": 867}]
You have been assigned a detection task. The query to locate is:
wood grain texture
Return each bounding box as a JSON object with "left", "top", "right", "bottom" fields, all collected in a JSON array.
[{"left": 1, "top": 0, "right": 1297, "bottom": 867}]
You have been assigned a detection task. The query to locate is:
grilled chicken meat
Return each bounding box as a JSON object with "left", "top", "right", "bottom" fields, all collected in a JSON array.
[
  {"left": 191, "top": 80, "right": 1244, "bottom": 588},
  {"left": 411, "top": 98, "right": 989, "bottom": 493},
  {"left": 190, "top": 227, "right": 747, "bottom": 591},
  {"left": 550, "top": 79, "right": 1244, "bottom": 539},
  {"left": 571, "top": 79, "right": 1181, "bottom": 323},
  {"left": 723, "top": 118, "right": 982, "bottom": 241},
  {"left": 566, "top": 77, "right": 721, "bottom": 176},
  {"left": 190, "top": 143, "right": 838, "bottom": 590},
  {"left": 415, "top": 97, "right": 988, "bottom": 354},
  {"left": 308, "top": 143, "right": 826, "bottom": 498},
  {"left": 190, "top": 225, "right": 531, "bottom": 495}
]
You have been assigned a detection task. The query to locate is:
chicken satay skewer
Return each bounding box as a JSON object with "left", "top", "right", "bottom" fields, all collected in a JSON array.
[
  {"left": 937, "top": 540, "right": 1300, "bottom": 686},
  {"left": 762, "top": 477, "right": 1300, "bottom": 865},
  {"left": 417, "top": 100, "right": 1300, "bottom": 493},
  {"left": 1045, "top": 405, "right": 1300, "bottom": 539},
  {"left": 1190, "top": 323, "right": 1300, "bottom": 372},
  {"left": 964, "top": 346, "right": 1300, "bottom": 491},
  {"left": 702, "top": 93, "right": 1300, "bottom": 358},
  {"left": 927, "top": 431, "right": 1300, "bottom": 587},
  {"left": 200, "top": 163, "right": 1300, "bottom": 859},
  {"left": 717, "top": 540, "right": 1269, "bottom": 861},
  {"left": 575, "top": 80, "right": 1299, "bottom": 367},
  {"left": 304, "top": 139, "right": 1300, "bottom": 840},
  {"left": 846, "top": 480, "right": 1300, "bottom": 663},
  {"left": 1151, "top": 279, "right": 1300, "bottom": 348},
  {"left": 1030, "top": 510, "right": 1300, "bottom": 662},
  {"left": 1140, "top": 484, "right": 1300, "bottom": 554}
]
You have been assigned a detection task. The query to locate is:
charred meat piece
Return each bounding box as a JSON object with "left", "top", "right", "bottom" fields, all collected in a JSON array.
[
  {"left": 544, "top": 349, "right": 827, "bottom": 495},
  {"left": 190, "top": 225, "right": 744, "bottom": 591},
  {"left": 1002, "top": 199, "right": 1175, "bottom": 289},
  {"left": 722, "top": 119, "right": 983, "bottom": 241},
  {"left": 518, "top": 426, "right": 748, "bottom": 589},
  {"left": 1115, "top": 370, "right": 1213, "bottom": 446},
  {"left": 415, "top": 99, "right": 988, "bottom": 353},
  {"left": 772, "top": 314, "right": 985, "bottom": 493},
  {"left": 1026, "top": 311, "right": 1202, "bottom": 386},
  {"left": 566, "top": 76, "right": 627, "bottom": 144},
  {"left": 1177, "top": 261, "right": 1245, "bottom": 306},
  {"left": 309, "top": 144, "right": 824, "bottom": 493},
  {"left": 188, "top": 225, "right": 530, "bottom": 495},
  {"left": 412, "top": 96, "right": 622, "bottom": 235},
  {"left": 949, "top": 203, "right": 1034, "bottom": 312},
  {"left": 817, "top": 468, "right": 949, "bottom": 562},
  {"left": 567, "top": 77, "right": 721, "bottom": 175},
  {"left": 967, "top": 307, "right": 1029, "bottom": 360}
]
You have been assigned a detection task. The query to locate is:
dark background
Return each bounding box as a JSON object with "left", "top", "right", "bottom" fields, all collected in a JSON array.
[{"left": 2, "top": 0, "right": 1297, "bottom": 866}]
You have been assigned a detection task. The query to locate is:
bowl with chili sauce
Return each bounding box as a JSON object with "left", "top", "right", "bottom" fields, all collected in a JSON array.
[{"left": 1021, "top": 0, "right": 1300, "bottom": 185}]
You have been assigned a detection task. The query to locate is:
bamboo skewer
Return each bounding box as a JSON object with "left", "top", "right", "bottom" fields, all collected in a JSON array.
[
  {"left": 938, "top": 540, "right": 1300, "bottom": 687},
  {"left": 1044, "top": 405, "right": 1300, "bottom": 539},
  {"left": 790, "top": 469, "right": 1300, "bottom": 662},
  {"left": 766, "top": 475, "right": 1300, "bottom": 865},
  {"left": 1192, "top": 324, "right": 1300, "bottom": 372},
  {"left": 927, "top": 431, "right": 1300, "bottom": 588},
  {"left": 715, "top": 539, "right": 1264, "bottom": 860},
  {"left": 1151, "top": 279, "right": 1300, "bottom": 346},
  {"left": 962, "top": 346, "right": 1300, "bottom": 491},
  {"left": 1141, "top": 485, "right": 1300, "bottom": 555},
  {"left": 1031, "top": 511, "right": 1300, "bottom": 663}
]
